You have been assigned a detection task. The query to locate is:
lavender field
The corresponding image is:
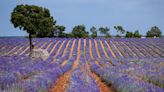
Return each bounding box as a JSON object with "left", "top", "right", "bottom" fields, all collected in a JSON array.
[{"left": 0, "top": 38, "right": 164, "bottom": 92}]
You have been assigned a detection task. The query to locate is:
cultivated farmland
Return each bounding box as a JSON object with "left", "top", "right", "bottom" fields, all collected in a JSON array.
[{"left": 0, "top": 38, "right": 164, "bottom": 92}]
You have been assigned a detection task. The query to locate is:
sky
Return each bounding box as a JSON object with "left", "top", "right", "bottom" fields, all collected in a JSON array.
[{"left": 0, "top": 0, "right": 164, "bottom": 36}]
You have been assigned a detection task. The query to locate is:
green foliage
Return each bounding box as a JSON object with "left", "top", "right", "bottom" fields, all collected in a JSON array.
[
  {"left": 99, "top": 27, "right": 110, "bottom": 36},
  {"left": 83, "top": 32, "right": 89, "bottom": 38},
  {"left": 56, "top": 25, "right": 65, "bottom": 32},
  {"left": 67, "top": 33, "right": 74, "bottom": 38},
  {"left": 72, "top": 25, "right": 89, "bottom": 38},
  {"left": 146, "top": 26, "right": 162, "bottom": 37},
  {"left": 125, "top": 31, "right": 133, "bottom": 38},
  {"left": 134, "top": 30, "right": 141, "bottom": 38},
  {"left": 105, "top": 32, "right": 111, "bottom": 38},
  {"left": 114, "top": 25, "right": 125, "bottom": 37},
  {"left": 91, "top": 34, "right": 97, "bottom": 38},
  {"left": 55, "top": 25, "right": 66, "bottom": 37},
  {"left": 116, "top": 34, "right": 121, "bottom": 38},
  {"left": 125, "top": 30, "right": 141, "bottom": 38},
  {"left": 11, "top": 4, "right": 56, "bottom": 37},
  {"left": 90, "top": 26, "right": 97, "bottom": 38},
  {"left": 11, "top": 4, "right": 55, "bottom": 55}
]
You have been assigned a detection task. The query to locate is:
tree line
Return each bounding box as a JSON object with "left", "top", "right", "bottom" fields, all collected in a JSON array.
[
  {"left": 54, "top": 25, "right": 162, "bottom": 38},
  {"left": 10, "top": 4, "right": 163, "bottom": 55},
  {"left": 11, "top": 4, "right": 162, "bottom": 39}
]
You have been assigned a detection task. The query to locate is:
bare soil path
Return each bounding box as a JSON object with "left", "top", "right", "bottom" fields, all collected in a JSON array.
[
  {"left": 111, "top": 41, "right": 123, "bottom": 58},
  {"left": 86, "top": 62, "right": 115, "bottom": 92},
  {"left": 49, "top": 39, "right": 81, "bottom": 92},
  {"left": 89, "top": 39, "right": 94, "bottom": 59},
  {"left": 94, "top": 39, "right": 101, "bottom": 58},
  {"left": 104, "top": 41, "right": 117, "bottom": 58},
  {"left": 99, "top": 40, "right": 110, "bottom": 59}
]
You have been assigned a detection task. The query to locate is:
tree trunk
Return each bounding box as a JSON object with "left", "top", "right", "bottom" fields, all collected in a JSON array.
[{"left": 29, "top": 33, "right": 32, "bottom": 57}]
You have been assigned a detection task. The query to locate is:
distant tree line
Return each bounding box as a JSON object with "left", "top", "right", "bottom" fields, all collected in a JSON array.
[
  {"left": 11, "top": 4, "right": 163, "bottom": 40},
  {"left": 56, "top": 25, "right": 162, "bottom": 38},
  {"left": 10, "top": 4, "right": 163, "bottom": 57}
]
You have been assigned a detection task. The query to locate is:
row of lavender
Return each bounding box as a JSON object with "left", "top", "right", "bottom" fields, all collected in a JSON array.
[
  {"left": 0, "top": 38, "right": 76, "bottom": 91},
  {"left": 89, "top": 58, "right": 164, "bottom": 92},
  {"left": 1, "top": 38, "right": 164, "bottom": 59},
  {"left": 66, "top": 40, "right": 100, "bottom": 92},
  {"left": 0, "top": 38, "right": 164, "bottom": 92},
  {"left": 85, "top": 38, "right": 164, "bottom": 91},
  {"left": 0, "top": 38, "right": 101, "bottom": 92},
  {"left": 0, "top": 40, "right": 92, "bottom": 92},
  {"left": 0, "top": 55, "right": 77, "bottom": 92}
]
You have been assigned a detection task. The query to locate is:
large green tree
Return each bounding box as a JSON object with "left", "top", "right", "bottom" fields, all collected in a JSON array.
[
  {"left": 114, "top": 25, "right": 125, "bottom": 37},
  {"left": 11, "top": 4, "right": 56, "bottom": 55},
  {"left": 146, "top": 26, "right": 162, "bottom": 37},
  {"left": 72, "top": 25, "right": 88, "bottom": 38}
]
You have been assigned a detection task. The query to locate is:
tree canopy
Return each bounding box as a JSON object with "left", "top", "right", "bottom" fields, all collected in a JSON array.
[
  {"left": 133, "top": 30, "right": 141, "bottom": 38},
  {"left": 146, "top": 26, "right": 162, "bottom": 37},
  {"left": 11, "top": 4, "right": 56, "bottom": 55},
  {"left": 125, "top": 31, "right": 133, "bottom": 38},
  {"left": 11, "top": 4, "right": 56, "bottom": 37},
  {"left": 54, "top": 25, "right": 66, "bottom": 37},
  {"left": 90, "top": 26, "right": 97, "bottom": 38},
  {"left": 98, "top": 27, "right": 110, "bottom": 37},
  {"left": 72, "top": 25, "right": 89, "bottom": 38},
  {"left": 114, "top": 25, "right": 125, "bottom": 37}
]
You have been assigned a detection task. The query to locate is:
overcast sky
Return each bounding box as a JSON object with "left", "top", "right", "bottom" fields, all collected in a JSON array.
[{"left": 0, "top": 0, "right": 164, "bottom": 36}]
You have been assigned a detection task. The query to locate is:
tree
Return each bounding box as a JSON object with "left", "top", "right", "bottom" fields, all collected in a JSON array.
[
  {"left": 125, "top": 31, "right": 133, "bottom": 38},
  {"left": 105, "top": 32, "right": 111, "bottom": 38},
  {"left": 104, "top": 27, "right": 110, "bottom": 36},
  {"left": 90, "top": 26, "right": 97, "bottom": 38},
  {"left": 146, "top": 26, "right": 162, "bottom": 37},
  {"left": 67, "top": 32, "right": 74, "bottom": 38},
  {"left": 55, "top": 25, "right": 66, "bottom": 37},
  {"left": 99, "top": 27, "right": 110, "bottom": 37},
  {"left": 134, "top": 30, "right": 141, "bottom": 38},
  {"left": 72, "top": 25, "right": 88, "bottom": 38},
  {"left": 11, "top": 4, "right": 55, "bottom": 55},
  {"left": 99, "top": 27, "right": 104, "bottom": 36},
  {"left": 114, "top": 25, "right": 125, "bottom": 37}
]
